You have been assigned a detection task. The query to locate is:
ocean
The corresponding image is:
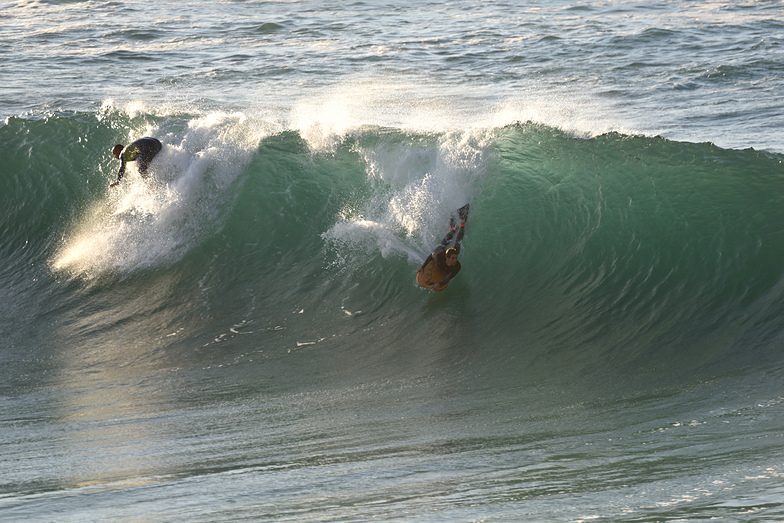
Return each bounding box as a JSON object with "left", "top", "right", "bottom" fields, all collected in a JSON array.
[{"left": 2, "top": 0, "right": 784, "bottom": 521}]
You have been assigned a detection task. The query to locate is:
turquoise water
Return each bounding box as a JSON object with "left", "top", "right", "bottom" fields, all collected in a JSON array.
[{"left": 2, "top": 1, "right": 784, "bottom": 521}]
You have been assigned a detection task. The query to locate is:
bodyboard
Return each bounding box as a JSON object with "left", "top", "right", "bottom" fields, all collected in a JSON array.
[{"left": 416, "top": 259, "right": 450, "bottom": 290}]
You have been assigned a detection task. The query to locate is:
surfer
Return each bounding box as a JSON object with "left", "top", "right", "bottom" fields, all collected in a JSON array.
[
  {"left": 416, "top": 204, "right": 468, "bottom": 291},
  {"left": 417, "top": 245, "right": 461, "bottom": 291},
  {"left": 109, "top": 137, "right": 163, "bottom": 187}
]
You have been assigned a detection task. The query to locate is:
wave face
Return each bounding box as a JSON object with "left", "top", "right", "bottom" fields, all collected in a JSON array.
[
  {"left": 3, "top": 109, "right": 784, "bottom": 521},
  {"left": 6, "top": 110, "right": 783, "bottom": 380}
]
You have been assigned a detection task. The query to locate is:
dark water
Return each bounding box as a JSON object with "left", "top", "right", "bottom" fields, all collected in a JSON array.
[{"left": 2, "top": 109, "right": 784, "bottom": 521}]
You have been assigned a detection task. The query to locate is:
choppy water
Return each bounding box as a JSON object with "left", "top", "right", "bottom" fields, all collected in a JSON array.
[{"left": 2, "top": 1, "right": 784, "bottom": 521}]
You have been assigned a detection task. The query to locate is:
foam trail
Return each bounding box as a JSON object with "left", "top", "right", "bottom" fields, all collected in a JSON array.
[
  {"left": 53, "top": 111, "right": 271, "bottom": 278},
  {"left": 323, "top": 128, "right": 492, "bottom": 266}
]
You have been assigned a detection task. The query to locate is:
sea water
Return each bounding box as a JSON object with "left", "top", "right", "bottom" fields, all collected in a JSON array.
[{"left": 2, "top": 1, "right": 784, "bottom": 521}]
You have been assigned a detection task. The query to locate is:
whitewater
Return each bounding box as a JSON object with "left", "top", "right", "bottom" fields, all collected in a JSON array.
[{"left": 2, "top": 1, "right": 784, "bottom": 521}]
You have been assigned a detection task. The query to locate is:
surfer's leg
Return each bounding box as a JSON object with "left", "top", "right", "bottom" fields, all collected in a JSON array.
[
  {"left": 440, "top": 230, "right": 455, "bottom": 247},
  {"left": 452, "top": 204, "right": 468, "bottom": 253},
  {"left": 138, "top": 157, "right": 151, "bottom": 176},
  {"left": 453, "top": 224, "right": 465, "bottom": 253},
  {"left": 137, "top": 141, "right": 162, "bottom": 177},
  {"left": 439, "top": 215, "right": 457, "bottom": 246}
]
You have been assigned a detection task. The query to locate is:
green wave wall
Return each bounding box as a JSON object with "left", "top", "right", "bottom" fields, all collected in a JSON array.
[{"left": 3, "top": 112, "right": 784, "bottom": 398}]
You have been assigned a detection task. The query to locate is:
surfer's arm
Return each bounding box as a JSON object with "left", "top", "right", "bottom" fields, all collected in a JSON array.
[
  {"left": 437, "top": 273, "right": 454, "bottom": 286},
  {"left": 437, "top": 265, "right": 461, "bottom": 286},
  {"left": 110, "top": 158, "right": 126, "bottom": 187}
]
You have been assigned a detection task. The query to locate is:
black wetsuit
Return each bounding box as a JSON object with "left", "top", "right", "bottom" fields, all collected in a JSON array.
[
  {"left": 419, "top": 245, "right": 462, "bottom": 286},
  {"left": 116, "top": 137, "right": 162, "bottom": 182},
  {"left": 418, "top": 205, "right": 468, "bottom": 287}
]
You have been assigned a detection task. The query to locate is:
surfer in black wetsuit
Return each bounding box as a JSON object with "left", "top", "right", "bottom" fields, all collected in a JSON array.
[
  {"left": 109, "top": 137, "right": 163, "bottom": 187},
  {"left": 417, "top": 210, "right": 466, "bottom": 291},
  {"left": 418, "top": 245, "right": 462, "bottom": 291}
]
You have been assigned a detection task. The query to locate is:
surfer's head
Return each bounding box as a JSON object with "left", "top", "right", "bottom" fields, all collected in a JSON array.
[
  {"left": 445, "top": 248, "right": 458, "bottom": 266},
  {"left": 112, "top": 144, "right": 124, "bottom": 159}
]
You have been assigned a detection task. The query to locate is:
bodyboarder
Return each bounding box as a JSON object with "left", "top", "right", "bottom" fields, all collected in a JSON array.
[{"left": 416, "top": 204, "right": 469, "bottom": 291}]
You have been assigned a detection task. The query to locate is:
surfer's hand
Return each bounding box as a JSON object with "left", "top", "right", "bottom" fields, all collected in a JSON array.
[{"left": 109, "top": 181, "right": 119, "bottom": 188}]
